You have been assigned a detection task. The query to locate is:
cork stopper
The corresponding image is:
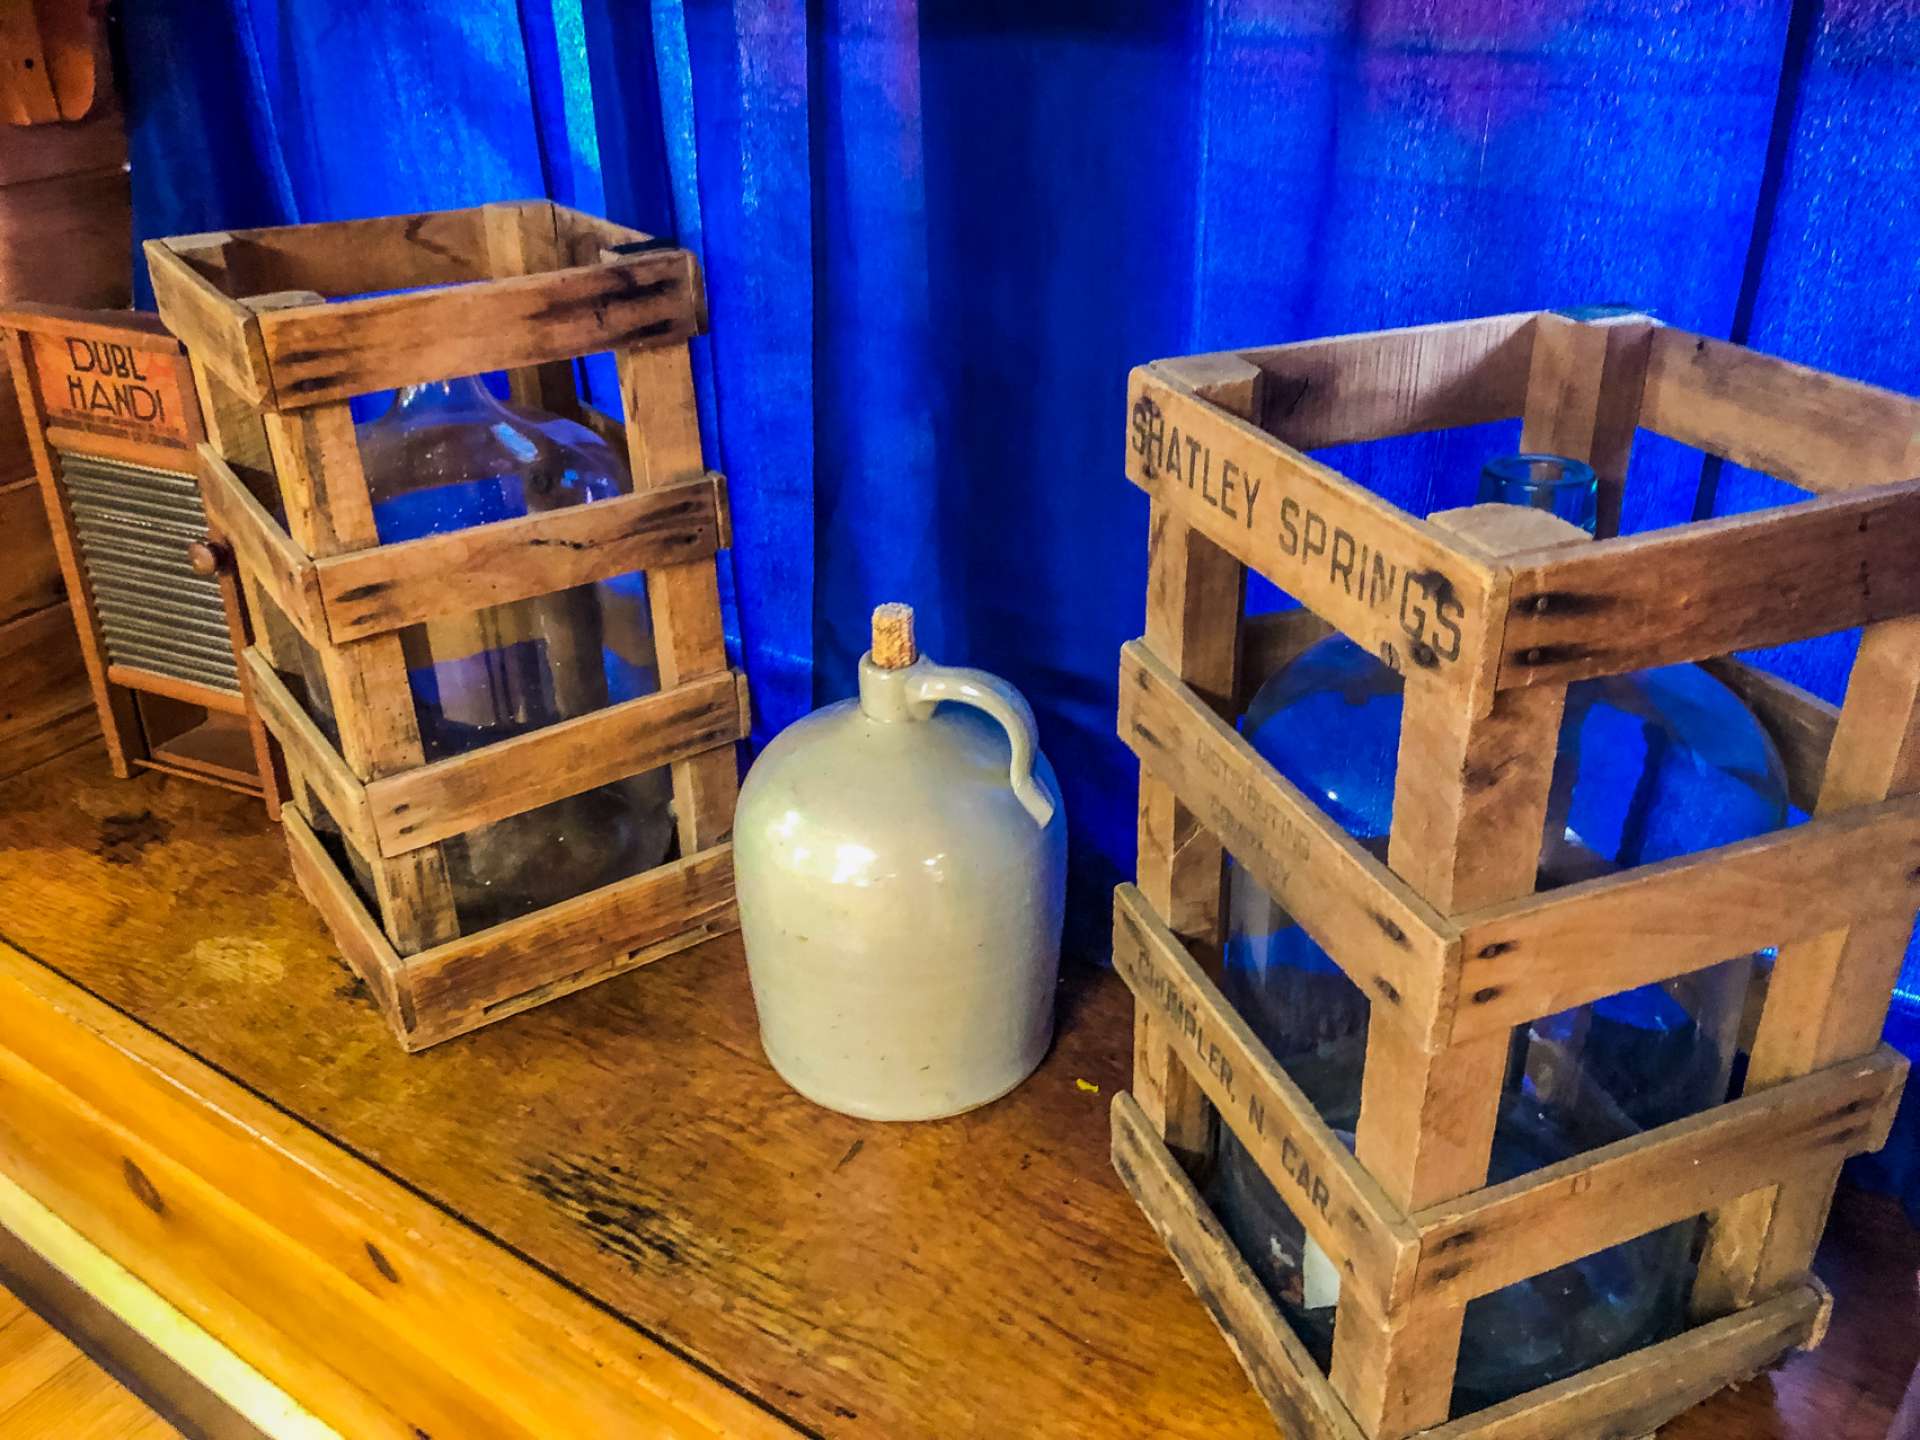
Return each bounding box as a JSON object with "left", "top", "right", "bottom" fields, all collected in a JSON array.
[{"left": 870, "top": 603, "right": 917, "bottom": 670}]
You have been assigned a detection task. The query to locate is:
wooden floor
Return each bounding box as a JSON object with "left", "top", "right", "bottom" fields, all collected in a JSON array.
[{"left": 0, "top": 1288, "right": 175, "bottom": 1439}]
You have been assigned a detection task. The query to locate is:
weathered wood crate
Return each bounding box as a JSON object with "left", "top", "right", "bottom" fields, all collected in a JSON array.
[
  {"left": 1112, "top": 310, "right": 1919, "bottom": 1440},
  {"left": 145, "top": 202, "right": 747, "bottom": 1051}
]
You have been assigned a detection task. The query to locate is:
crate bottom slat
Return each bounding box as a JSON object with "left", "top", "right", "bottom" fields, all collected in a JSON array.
[
  {"left": 1112, "top": 1088, "right": 1829, "bottom": 1440},
  {"left": 282, "top": 807, "right": 736, "bottom": 1051},
  {"left": 1110, "top": 1090, "right": 1369, "bottom": 1440},
  {"left": 1407, "top": 1281, "right": 1827, "bottom": 1440}
]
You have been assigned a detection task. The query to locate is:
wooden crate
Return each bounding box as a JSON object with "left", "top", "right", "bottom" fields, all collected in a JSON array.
[
  {"left": 145, "top": 201, "right": 747, "bottom": 1051},
  {"left": 1, "top": 304, "right": 277, "bottom": 807},
  {"left": 1113, "top": 310, "right": 1919, "bottom": 1440}
]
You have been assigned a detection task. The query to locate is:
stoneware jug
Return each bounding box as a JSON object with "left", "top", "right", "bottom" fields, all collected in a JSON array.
[{"left": 735, "top": 604, "right": 1067, "bottom": 1120}]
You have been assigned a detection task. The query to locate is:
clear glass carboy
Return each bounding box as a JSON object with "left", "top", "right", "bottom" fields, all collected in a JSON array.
[
  {"left": 1208, "top": 453, "right": 1788, "bottom": 1415},
  {"left": 312, "top": 375, "right": 674, "bottom": 933}
]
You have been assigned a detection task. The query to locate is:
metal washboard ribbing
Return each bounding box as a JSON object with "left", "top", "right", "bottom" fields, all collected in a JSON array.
[{"left": 56, "top": 451, "right": 241, "bottom": 694}]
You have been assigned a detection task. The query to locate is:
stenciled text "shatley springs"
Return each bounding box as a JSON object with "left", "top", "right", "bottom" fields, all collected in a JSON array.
[{"left": 1130, "top": 390, "right": 1466, "bottom": 671}]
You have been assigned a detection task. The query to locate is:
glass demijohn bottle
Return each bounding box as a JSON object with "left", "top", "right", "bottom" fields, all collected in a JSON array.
[
  {"left": 306, "top": 376, "right": 674, "bottom": 932},
  {"left": 1209, "top": 454, "right": 1789, "bottom": 1415}
]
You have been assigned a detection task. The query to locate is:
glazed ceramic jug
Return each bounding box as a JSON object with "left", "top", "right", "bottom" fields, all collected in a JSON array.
[{"left": 735, "top": 604, "right": 1067, "bottom": 1120}]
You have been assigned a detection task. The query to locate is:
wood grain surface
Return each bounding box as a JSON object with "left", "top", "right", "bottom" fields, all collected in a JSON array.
[{"left": 0, "top": 749, "right": 1911, "bottom": 1438}]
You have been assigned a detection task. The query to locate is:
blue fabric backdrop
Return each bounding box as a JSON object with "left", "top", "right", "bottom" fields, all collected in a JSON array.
[{"left": 117, "top": 0, "right": 1920, "bottom": 1215}]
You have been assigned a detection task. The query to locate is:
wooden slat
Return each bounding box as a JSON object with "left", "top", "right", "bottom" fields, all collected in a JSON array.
[
  {"left": 1110, "top": 1092, "right": 1369, "bottom": 1440},
  {"left": 0, "top": 937, "right": 794, "bottom": 1439},
  {"left": 616, "top": 343, "right": 739, "bottom": 857},
  {"left": 1700, "top": 657, "right": 1837, "bottom": 815},
  {"left": 1118, "top": 639, "right": 1455, "bottom": 1046},
  {"left": 280, "top": 808, "right": 406, "bottom": 1027},
  {"left": 287, "top": 803, "right": 740, "bottom": 1054},
  {"left": 1333, "top": 504, "right": 1590, "bottom": 1440},
  {"left": 242, "top": 649, "right": 376, "bottom": 858},
  {"left": 0, "top": 478, "right": 63, "bottom": 626},
  {"left": 195, "top": 445, "right": 328, "bottom": 648},
  {"left": 44, "top": 426, "right": 196, "bottom": 474},
  {"left": 254, "top": 248, "right": 703, "bottom": 409},
  {"left": 482, "top": 202, "right": 582, "bottom": 417},
  {"left": 224, "top": 208, "right": 496, "bottom": 299},
  {"left": 3, "top": 328, "right": 138, "bottom": 777},
  {"left": 1408, "top": 1046, "right": 1903, "bottom": 1309},
  {"left": 1696, "top": 615, "right": 1920, "bottom": 1314},
  {"left": 1126, "top": 365, "right": 1501, "bottom": 693},
  {"left": 1640, "top": 327, "right": 1920, "bottom": 494},
  {"left": 1132, "top": 351, "right": 1259, "bottom": 1167},
  {"left": 0, "top": 302, "right": 171, "bottom": 346},
  {"left": 1448, "top": 791, "right": 1920, "bottom": 1042},
  {"left": 398, "top": 844, "right": 738, "bottom": 1052},
  {"left": 262, "top": 403, "right": 458, "bottom": 954},
  {"left": 1518, "top": 312, "right": 1656, "bottom": 538},
  {"left": 1112, "top": 886, "right": 1418, "bottom": 1322},
  {"left": 1498, "top": 478, "right": 1920, "bottom": 689},
  {"left": 363, "top": 671, "right": 747, "bottom": 857},
  {"left": 0, "top": 604, "right": 94, "bottom": 771},
  {"left": 314, "top": 473, "right": 724, "bottom": 643},
  {"left": 1234, "top": 312, "right": 1536, "bottom": 451},
  {"left": 102, "top": 664, "right": 244, "bottom": 715},
  {"left": 1410, "top": 1282, "right": 1827, "bottom": 1440},
  {"left": 144, "top": 237, "right": 277, "bottom": 407}
]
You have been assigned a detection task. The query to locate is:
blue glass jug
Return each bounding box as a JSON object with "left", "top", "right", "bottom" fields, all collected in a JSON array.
[{"left": 1208, "top": 454, "right": 1788, "bottom": 1415}]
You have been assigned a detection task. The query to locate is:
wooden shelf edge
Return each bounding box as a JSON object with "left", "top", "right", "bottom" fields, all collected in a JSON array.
[{"left": 0, "top": 937, "right": 800, "bottom": 1440}]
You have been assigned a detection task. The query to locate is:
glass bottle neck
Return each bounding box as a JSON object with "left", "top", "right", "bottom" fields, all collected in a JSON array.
[{"left": 1477, "top": 453, "right": 1599, "bottom": 536}]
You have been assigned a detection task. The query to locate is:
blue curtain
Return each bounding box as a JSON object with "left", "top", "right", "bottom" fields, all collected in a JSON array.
[{"left": 119, "top": 0, "right": 1920, "bottom": 1216}]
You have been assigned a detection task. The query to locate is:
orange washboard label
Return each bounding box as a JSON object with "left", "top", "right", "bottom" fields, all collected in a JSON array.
[{"left": 32, "top": 330, "right": 192, "bottom": 446}]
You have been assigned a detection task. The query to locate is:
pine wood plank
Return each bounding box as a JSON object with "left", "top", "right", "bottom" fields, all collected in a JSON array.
[
  {"left": 1498, "top": 480, "right": 1920, "bottom": 690},
  {"left": 481, "top": 201, "right": 582, "bottom": 417},
  {"left": 615, "top": 343, "right": 739, "bottom": 856},
  {"left": 1118, "top": 639, "right": 1455, "bottom": 1045},
  {"left": 1641, "top": 327, "right": 1920, "bottom": 495},
  {"left": 1234, "top": 313, "right": 1536, "bottom": 450},
  {"left": 1448, "top": 791, "right": 1920, "bottom": 1043},
  {"left": 0, "top": 479, "right": 61, "bottom": 626},
  {"left": 1111, "top": 1091, "right": 1370, "bottom": 1440},
  {"left": 240, "top": 649, "right": 376, "bottom": 858},
  {"left": 1125, "top": 364, "right": 1501, "bottom": 691},
  {"left": 260, "top": 403, "right": 457, "bottom": 954},
  {"left": 252, "top": 248, "right": 702, "bottom": 409},
  {"left": 1333, "top": 504, "right": 1590, "bottom": 1439},
  {"left": 1409, "top": 1046, "right": 1903, "bottom": 1309},
  {"left": 191, "top": 447, "right": 328, "bottom": 649},
  {"left": 1112, "top": 885, "right": 1419, "bottom": 1323},
  {"left": 313, "top": 472, "right": 724, "bottom": 643},
  {"left": 1518, "top": 312, "right": 1656, "bottom": 537},
  {"left": 1131, "top": 353, "right": 1255, "bottom": 1167},
  {"left": 1412, "top": 1283, "right": 1828, "bottom": 1440},
  {"left": 361, "top": 671, "right": 746, "bottom": 858},
  {"left": 1696, "top": 616, "right": 1920, "bottom": 1315},
  {"left": 0, "top": 938, "right": 790, "bottom": 1439},
  {"left": 144, "top": 238, "right": 276, "bottom": 408}
]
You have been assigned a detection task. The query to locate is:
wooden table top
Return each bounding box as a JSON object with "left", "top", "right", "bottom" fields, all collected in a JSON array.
[{"left": 0, "top": 746, "right": 1913, "bottom": 1439}]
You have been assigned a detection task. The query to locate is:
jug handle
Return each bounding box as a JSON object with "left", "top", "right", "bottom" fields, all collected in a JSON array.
[{"left": 907, "top": 666, "right": 1056, "bottom": 828}]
